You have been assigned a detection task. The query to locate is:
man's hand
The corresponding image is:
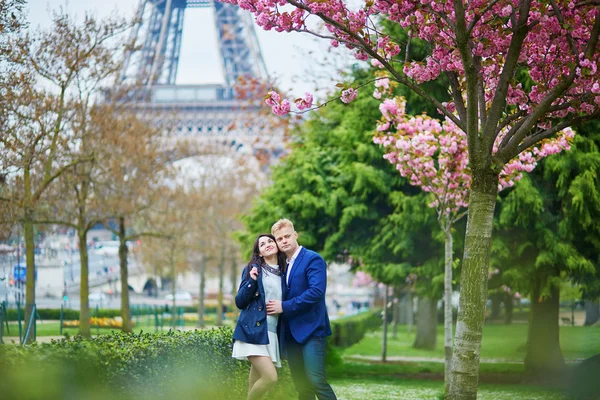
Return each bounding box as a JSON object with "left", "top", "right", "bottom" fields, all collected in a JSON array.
[{"left": 266, "top": 300, "right": 283, "bottom": 315}]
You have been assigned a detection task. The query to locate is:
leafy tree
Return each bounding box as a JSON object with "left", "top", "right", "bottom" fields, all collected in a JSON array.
[
  {"left": 225, "top": 1, "right": 600, "bottom": 396},
  {"left": 493, "top": 125, "right": 600, "bottom": 379},
  {"left": 241, "top": 68, "right": 451, "bottom": 350}
]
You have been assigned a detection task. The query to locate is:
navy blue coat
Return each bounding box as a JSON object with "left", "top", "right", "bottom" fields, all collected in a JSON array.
[
  {"left": 281, "top": 247, "right": 332, "bottom": 345},
  {"left": 232, "top": 264, "right": 285, "bottom": 347}
]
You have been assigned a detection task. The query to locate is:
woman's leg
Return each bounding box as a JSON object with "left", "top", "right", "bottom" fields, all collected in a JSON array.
[
  {"left": 248, "top": 364, "right": 260, "bottom": 394},
  {"left": 246, "top": 356, "right": 278, "bottom": 400}
]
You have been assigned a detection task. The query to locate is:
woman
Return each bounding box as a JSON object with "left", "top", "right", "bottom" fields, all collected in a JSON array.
[{"left": 232, "top": 234, "right": 286, "bottom": 400}]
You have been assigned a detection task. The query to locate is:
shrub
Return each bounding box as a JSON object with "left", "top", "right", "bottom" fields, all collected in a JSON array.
[
  {"left": 328, "top": 309, "right": 382, "bottom": 349},
  {"left": 0, "top": 328, "right": 295, "bottom": 400}
]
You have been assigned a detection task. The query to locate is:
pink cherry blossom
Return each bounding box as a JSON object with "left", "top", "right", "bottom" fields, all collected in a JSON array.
[
  {"left": 295, "top": 92, "right": 314, "bottom": 110},
  {"left": 373, "top": 97, "right": 575, "bottom": 217},
  {"left": 341, "top": 88, "right": 358, "bottom": 103}
]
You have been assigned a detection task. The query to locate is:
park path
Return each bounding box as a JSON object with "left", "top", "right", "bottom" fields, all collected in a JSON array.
[{"left": 345, "top": 355, "right": 585, "bottom": 364}]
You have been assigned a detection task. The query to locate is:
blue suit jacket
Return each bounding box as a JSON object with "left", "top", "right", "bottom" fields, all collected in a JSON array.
[{"left": 281, "top": 247, "right": 332, "bottom": 345}]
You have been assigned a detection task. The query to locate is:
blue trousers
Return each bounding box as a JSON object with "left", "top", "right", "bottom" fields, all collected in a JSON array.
[{"left": 286, "top": 333, "right": 337, "bottom": 400}]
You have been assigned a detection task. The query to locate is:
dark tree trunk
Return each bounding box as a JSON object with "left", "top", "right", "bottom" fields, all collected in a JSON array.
[
  {"left": 584, "top": 301, "right": 600, "bottom": 326},
  {"left": 413, "top": 296, "right": 437, "bottom": 350},
  {"left": 490, "top": 293, "right": 502, "bottom": 320},
  {"left": 504, "top": 293, "right": 513, "bottom": 325},
  {"left": 382, "top": 285, "right": 389, "bottom": 362},
  {"left": 524, "top": 284, "right": 566, "bottom": 381}
]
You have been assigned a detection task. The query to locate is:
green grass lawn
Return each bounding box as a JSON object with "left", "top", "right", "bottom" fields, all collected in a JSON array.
[
  {"left": 342, "top": 324, "right": 600, "bottom": 361},
  {"left": 330, "top": 377, "right": 566, "bottom": 400},
  {"left": 328, "top": 361, "right": 524, "bottom": 379}
]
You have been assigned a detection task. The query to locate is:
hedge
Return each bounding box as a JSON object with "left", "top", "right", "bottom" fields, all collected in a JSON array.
[
  {"left": 328, "top": 309, "right": 382, "bottom": 349},
  {"left": 0, "top": 328, "right": 295, "bottom": 400},
  {"left": 3, "top": 305, "right": 224, "bottom": 322}
]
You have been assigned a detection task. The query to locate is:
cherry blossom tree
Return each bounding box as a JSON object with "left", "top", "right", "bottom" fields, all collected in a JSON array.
[
  {"left": 222, "top": 0, "right": 600, "bottom": 396},
  {"left": 373, "top": 96, "right": 574, "bottom": 393}
]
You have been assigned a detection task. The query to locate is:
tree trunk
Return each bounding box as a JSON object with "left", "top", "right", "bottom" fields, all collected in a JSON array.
[
  {"left": 119, "top": 217, "right": 131, "bottom": 333},
  {"left": 443, "top": 228, "right": 454, "bottom": 396},
  {"left": 392, "top": 286, "right": 400, "bottom": 339},
  {"left": 382, "top": 284, "right": 389, "bottom": 363},
  {"left": 413, "top": 296, "right": 437, "bottom": 350},
  {"left": 584, "top": 301, "right": 600, "bottom": 326},
  {"left": 449, "top": 171, "right": 498, "bottom": 400},
  {"left": 230, "top": 251, "right": 239, "bottom": 321},
  {"left": 216, "top": 245, "right": 226, "bottom": 327},
  {"left": 407, "top": 291, "right": 414, "bottom": 334},
  {"left": 197, "top": 255, "right": 206, "bottom": 328},
  {"left": 78, "top": 229, "right": 91, "bottom": 337},
  {"left": 23, "top": 215, "right": 36, "bottom": 343},
  {"left": 490, "top": 293, "right": 502, "bottom": 320},
  {"left": 524, "top": 284, "right": 566, "bottom": 380},
  {"left": 170, "top": 243, "right": 176, "bottom": 329},
  {"left": 504, "top": 293, "right": 513, "bottom": 325}
]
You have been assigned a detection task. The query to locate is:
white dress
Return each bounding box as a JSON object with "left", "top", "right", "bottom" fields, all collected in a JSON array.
[{"left": 232, "top": 264, "right": 282, "bottom": 367}]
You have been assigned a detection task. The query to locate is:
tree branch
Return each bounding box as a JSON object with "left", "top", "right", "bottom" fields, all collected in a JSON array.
[
  {"left": 285, "top": 0, "right": 466, "bottom": 131},
  {"left": 482, "top": 0, "right": 532, "bottom": 153},
  {"left": 508, "top": 112, "right": 600, "bottom": 159},
  {"left": 32, "top": 156, "right": 93, "bottom": 203}
]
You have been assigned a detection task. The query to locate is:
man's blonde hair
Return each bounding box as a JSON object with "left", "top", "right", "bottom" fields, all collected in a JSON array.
[{"left": 271, "top": 218, "right": 295, "bottom": 235}]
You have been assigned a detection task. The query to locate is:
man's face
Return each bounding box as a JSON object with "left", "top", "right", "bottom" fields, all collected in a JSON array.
[{"left": 273, "top": 225, "right": 299, "bottom": 256}]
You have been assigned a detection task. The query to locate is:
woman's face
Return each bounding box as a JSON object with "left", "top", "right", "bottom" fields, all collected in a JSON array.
[{"left": 258, "top": 236, "right": 278, "bottom": 258}]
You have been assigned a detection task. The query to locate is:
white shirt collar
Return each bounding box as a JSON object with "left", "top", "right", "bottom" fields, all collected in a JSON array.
[{"left": 288, "top": 245, "right": 302, "bottom": 264}]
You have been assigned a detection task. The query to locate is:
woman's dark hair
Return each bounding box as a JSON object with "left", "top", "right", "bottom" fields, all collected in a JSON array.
[{"left": 247, "top": 234, "right": 287, "bottom": 275}]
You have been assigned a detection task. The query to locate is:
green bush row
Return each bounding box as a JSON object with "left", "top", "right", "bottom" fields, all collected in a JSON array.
[
  {"left": 2, "top": 305, "right": 223, "bottom": 321},
  {"left": 0, "top": 328, "right": 295, "bottom": 400},
  {"left": 328, "top": 309, "right": 382, "bottom": 349}
]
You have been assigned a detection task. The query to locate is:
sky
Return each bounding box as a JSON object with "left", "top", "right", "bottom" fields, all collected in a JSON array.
[{"left": 25, "top": 0, "right": 353, "bottom": 97}]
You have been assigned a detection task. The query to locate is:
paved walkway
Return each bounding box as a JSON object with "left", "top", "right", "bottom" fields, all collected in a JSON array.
[{"left": 346, "top": 355, "right": 585, "bottom": 364}]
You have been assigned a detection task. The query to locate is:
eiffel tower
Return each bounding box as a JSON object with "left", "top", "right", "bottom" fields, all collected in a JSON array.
[{"left": 121, "top": 0, "right": 282, "bottom": 159}]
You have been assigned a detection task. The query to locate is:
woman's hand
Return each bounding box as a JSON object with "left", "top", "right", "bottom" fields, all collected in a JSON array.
[{"left": 250, "top": 266, "right": 258, "bottom": 281}]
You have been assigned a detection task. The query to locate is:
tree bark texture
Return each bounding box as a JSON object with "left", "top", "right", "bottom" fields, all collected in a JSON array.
[
  {"left": 449, "top": 170, "right": 498, "bottom": 400},
  {"left": 584, "top": 301, "right": 600, "bottom": 326},
  {"left": 197, "top": 255, "right": 206, "bottom": 328},
  {"left": 392, "top": 286, "right": 400, "bottom": 339},
  {"left": 23, "top": 216, "right": 36, "bottom": 343},
  {"left": 413, "top": 296, "right": 437, "bottom": 350},
  {"left": 230, "top": 252, "right": 239, "bottom": 321},
  {"left": 524, "top": 284, "right": 566, "bottom": 380},
  {"left": 216, "top": 245, "right": 226, "bottom": 326},
  {"left": 382, "top": 285, "right": 389, "bottom": 363},
  {"left": 78, "top": 229, "right": 91, "bottom": 337},
  {"left": 490, "top": 293, "right": 502, "bottom": 320},
  {"left": 504, "top": 293, "right": 513, "bottom": 325},
  {"left": 119, "top": 217, "right": 131, "bottom": 333},
  {"left": 444, "top": 228, "right": 454, "bottom": 396}
]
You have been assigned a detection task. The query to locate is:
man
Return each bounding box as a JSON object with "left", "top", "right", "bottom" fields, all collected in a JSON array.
[{"left": 266, "top": 219, "right": 337, "bottom": 400}]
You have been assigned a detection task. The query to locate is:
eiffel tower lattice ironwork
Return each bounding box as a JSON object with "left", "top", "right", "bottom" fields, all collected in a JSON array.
[{"left": 121, "top": 0, "right": 280, "bottom": 156}]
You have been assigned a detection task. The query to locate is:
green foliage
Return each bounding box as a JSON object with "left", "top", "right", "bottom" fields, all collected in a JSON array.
[
  {"left": 0, "top": 328, "right": 295, "bottom": 400},
  {"left": 240, "top": 66, "right": 456, "bottom": 295},
  {"left": 329, "top": 309, "right": 382, "bottom": 349},
  {"left": 493, "top": 123, "right": 600, "bottom": 301}
]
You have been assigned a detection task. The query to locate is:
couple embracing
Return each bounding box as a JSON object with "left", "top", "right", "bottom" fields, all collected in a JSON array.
[{"left": 232, "top": 219, "right": 337, "bottom": 400}]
